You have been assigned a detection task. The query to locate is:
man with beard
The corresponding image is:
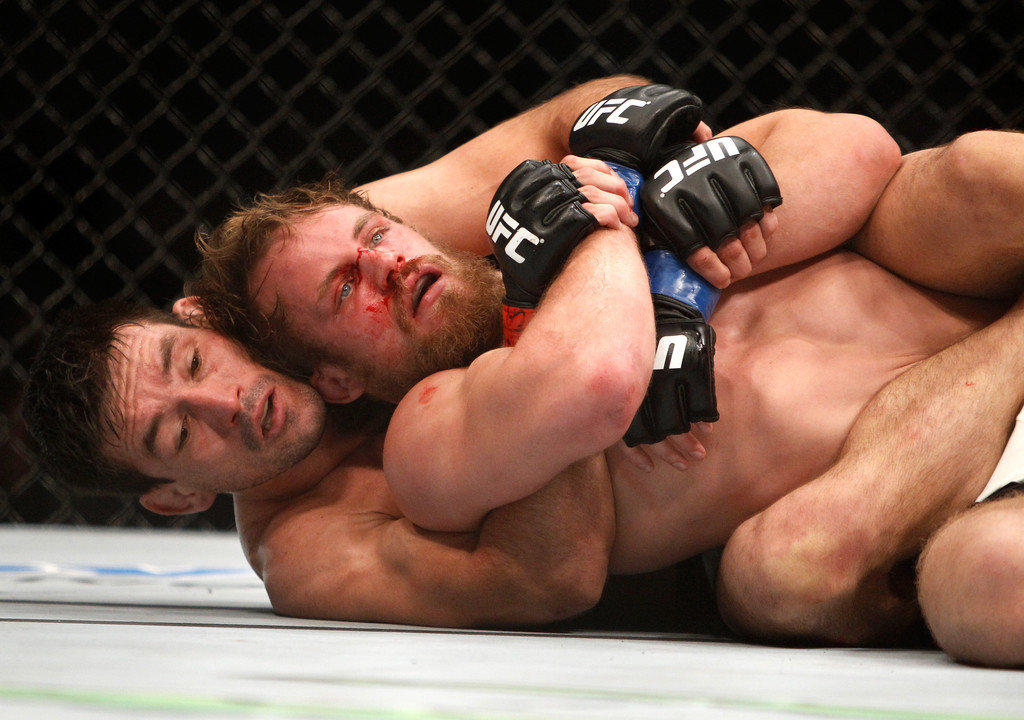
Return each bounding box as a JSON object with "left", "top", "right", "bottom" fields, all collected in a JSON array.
[
  {"left": 25, "top": 76, "right": 1024, "bottom": 666},
  {"left": 190, "top": 79, "right": 1024, "bottom": 665}
]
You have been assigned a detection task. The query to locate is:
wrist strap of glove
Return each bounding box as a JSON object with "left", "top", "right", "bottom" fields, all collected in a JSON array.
[{"left": 502, "top": 300, "right": 536, "bottom": 347}]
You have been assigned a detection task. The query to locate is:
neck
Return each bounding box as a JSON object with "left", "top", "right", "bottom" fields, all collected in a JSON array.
[{"left": 233, "top": 419, "right": 371, "bottom": 504}]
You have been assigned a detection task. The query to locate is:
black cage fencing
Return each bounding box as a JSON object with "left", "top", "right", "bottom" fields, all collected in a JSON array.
[{"left": 3, "top": 0, "right": 1023, "bottom": 529}]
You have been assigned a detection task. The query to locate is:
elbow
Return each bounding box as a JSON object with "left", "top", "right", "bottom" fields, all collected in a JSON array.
[
  {"left": 516, "top": 525, "right": 612, "bottom": 623},
  {"left": 535, "top": 554, "right": 609, "bottom": 621},
  {"left": 785, "top": 108, "right": 901, "bottom": 197},
  {"left": 571, "top": 354, "right": 650, "bottom": 447},
  {"left": 845, "top": 113, "right": 902, "bottom": 190}
]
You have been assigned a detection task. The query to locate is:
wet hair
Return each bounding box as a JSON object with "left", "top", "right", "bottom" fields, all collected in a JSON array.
[{"left": 22, "top": 300, "right": 181, "bottom": 497}]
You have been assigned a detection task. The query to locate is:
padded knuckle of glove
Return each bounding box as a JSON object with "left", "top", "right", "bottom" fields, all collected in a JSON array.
[
  {"left": 569, "top": 84, "right": 705, "bottom": 173},
  {"left": 487, "top": 160, "right": 598, "bottom": 303},
  {"left": 640, "top": 136, "right": 782, "bottom": 256},
  {"left": 624, "top": 296, "right": 718, "bottom": 447}
]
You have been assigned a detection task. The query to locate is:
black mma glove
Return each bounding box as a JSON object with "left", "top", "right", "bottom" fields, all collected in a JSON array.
[
  {"left": 569, "top": 84, "right": 705, "bottom": 174},
  {"left": 486, "top": 159, "right": 599, "bottom": 346},
  {"left": 624, "top": 295, "right": 718, "bottom": 447},
  {"left": 640, "top": 136, "right": 782, "bottom": 258}
]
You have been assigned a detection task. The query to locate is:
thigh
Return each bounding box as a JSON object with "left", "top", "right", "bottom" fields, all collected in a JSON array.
[{"left": 917, "top": 489, "right": 1024, "bottom": 666}]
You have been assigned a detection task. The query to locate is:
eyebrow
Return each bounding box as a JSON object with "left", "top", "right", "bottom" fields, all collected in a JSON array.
[
  {"left": 315, "top": 210, "right": 376, "bottom": 302},
  {"left": 142, "top": 332, "right": 177, "bottom": 457}
]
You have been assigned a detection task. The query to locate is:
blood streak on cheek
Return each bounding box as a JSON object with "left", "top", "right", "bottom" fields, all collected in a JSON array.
[
  {"left": 365, "top": 296, "right": 391, "bottom": 315},
  {"left": 418, "top": 385, "right": 439, "bottom": 405}
]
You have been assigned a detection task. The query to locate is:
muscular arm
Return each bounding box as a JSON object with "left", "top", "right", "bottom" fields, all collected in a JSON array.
[
  {"left": 383, "top": 225, "right": 655, "bottom": 532},
  {"left": 721, "top": 108, "right": 902, "bottom": 276},
  {"left": 357, "top": 75, "right": 648, "bottom": 255},
  {"left": 259, "top": 455, "right": 615, "bottom": 627}
]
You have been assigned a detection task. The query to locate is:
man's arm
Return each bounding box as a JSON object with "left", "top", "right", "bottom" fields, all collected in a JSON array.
[
  {"left": 258, "top": 455, "right": 615, "bottom": 627},
  {"left": 357, "top": 75, "right": 648, "bottom": 255},
  {"left": 383, "top": 224, "right": 655, "bottom": 532},
  {"left": 712, "top": 108, "right": 901, "bottom": 280}
]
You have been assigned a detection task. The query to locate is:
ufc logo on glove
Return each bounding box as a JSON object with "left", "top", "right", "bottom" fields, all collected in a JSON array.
[
  {"left": 651, "top": 138, "right": 741, "bottom": 196},
  {"left": 486, "top": 200, "right": 544, "bottom": 264},
  {"left": 572, "top": 97, "right": 651, "bottom": 129}
]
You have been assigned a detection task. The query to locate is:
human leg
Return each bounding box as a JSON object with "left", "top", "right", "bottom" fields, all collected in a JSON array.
[
  {"left": 851, "top": 129, "right": 1024, "bottom": 300},
  {"left": 716, "top": 295, "right": 1024, "bottom": 646},
  {"left": 918, "top": 488, "right": 1024, "bottom": 667}
]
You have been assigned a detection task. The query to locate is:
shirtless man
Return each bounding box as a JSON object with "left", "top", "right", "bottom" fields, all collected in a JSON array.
[
  {"left": 24, "top": 77, "right": 1024, "bottom": 667},
  {"left": 190, "top": 77, "right": 1024, "bottom": 663}
]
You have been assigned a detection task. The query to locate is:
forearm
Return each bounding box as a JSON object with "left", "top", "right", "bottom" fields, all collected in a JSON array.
[
  {"left": 469, "top": 455, "right": 617, "bottom": 626},
  {"left": 488, "top": 225, "right": 655, "bottom": 466},
  {"left": 360, "top": 75, "right": 648, "bottom": 255},
  {"left": 380, "top": 456, "right": 616, "bottom": 628}
]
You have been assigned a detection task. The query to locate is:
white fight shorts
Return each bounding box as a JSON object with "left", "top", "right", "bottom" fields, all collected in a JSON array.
[{"left": 977, "top": 405, "right": 1024, "bottom": 503}]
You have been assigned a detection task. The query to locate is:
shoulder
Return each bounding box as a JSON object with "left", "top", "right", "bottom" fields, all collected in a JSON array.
[{"left": 237, "top": 433, "right": 397, "bottom": 573}]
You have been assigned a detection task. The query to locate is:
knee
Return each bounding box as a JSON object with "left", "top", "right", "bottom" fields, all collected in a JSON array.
[
  {"left": 717, "top": 508, "right": 875, "bottom": 644},
  {"left": 939, "top": 130, "right": 1024, "bottom": 201},
  {"left": 919, "top": 504, "right": 1024, "bottom": 667}
]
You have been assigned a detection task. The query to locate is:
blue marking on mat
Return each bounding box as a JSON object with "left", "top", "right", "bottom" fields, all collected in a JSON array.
[{"left": 0, "top": 564, "right": 250, "bottom": 577}]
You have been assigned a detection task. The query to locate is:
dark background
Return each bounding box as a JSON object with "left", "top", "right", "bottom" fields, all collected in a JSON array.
[{"left": 4, "top": 0, "right": 1023, "bottom": 529}]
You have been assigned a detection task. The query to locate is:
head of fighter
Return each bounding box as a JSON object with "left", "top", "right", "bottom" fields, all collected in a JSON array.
[
  {"left": 190, "top": 174, "right": 504, "bottom": 406},
  {"left": 22, "top": 300, "right": 327, "bottom": 515}
]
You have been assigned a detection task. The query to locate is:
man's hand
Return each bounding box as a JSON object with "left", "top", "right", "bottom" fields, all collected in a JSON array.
[
  {"left": 623, "top": 295, "right": 718, "bottom": 446},
  {"left": 569, "top": 84, "right": 710, "bottom": 173},
  {"left": 641, "top": 136, "right": 783, "bottom": 288},
  {"left": 617, "top": 424, "right": 712, "bottom": 472},
  {"left": 562, "top": 155, "right": 641, "bottom": 228},
  {"left": 622, "top": 249, "right": 720, "bottom": 448},
  {"left": 486, "top": 160, "right": 599, "bottom": 346}
]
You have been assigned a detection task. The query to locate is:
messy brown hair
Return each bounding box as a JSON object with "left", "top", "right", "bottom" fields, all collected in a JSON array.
[
  {"left": 189, "top": 173, "right": 384, "bottom": 371},
  {"left": 189, "top": 173, "right": 394, "bottom": 432},
  {"left": 23, "top": 300, "right": 181, "bottom": 497}
]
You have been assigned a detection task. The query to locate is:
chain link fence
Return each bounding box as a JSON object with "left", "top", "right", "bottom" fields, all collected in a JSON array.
[{"left": 4, "top": 0, "right": 1023, "bottom": 530}]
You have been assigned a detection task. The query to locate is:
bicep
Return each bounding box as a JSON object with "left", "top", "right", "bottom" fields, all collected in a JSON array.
[
  {"left": 358, "top": 107, "right": 571, "bottom": 256},
  {"left": 382, "top": 351, "right": 603, "bottom": 532}
]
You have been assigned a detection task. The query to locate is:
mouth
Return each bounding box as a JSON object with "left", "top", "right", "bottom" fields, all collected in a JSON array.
[
  {"left": 258, "top": 390, "right": 275, "bottom": 438},
  {"left": 411, "top": 272, "right": 440, "bottom": 316}
]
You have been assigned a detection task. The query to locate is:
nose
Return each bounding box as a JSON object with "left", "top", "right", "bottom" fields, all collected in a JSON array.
[
  {"left": 182, "top": 383, "right": 241, "bottom": 433},
  {"left": 359, "top": 246, "right": 406, "bottom": 292}
]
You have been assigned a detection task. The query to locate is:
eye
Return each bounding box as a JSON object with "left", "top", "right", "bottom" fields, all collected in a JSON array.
[
  {"left": 370, "top": 230, "right": 384, "bottom": 247},
  {"left": 339, "top": 280, "right": 354, "bottom": 303},
  {"left": 190, "top": 348, "right": 201, "bottom": 377}
]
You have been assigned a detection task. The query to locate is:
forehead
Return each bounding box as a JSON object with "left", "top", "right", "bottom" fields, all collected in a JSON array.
[
  {"left": 103, "top": 320, "right": 174, "bottom": 451},
  {"left": 249, "top": 205, "right": 375, "bottom": 299},
  {"left": 280, "top": 205, "right": 374, "bottom": 251},
  {"left": 108, "top": 320, "right": 240, "bottom": 401}
]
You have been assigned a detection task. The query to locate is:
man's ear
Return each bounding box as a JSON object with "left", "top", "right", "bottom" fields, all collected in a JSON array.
[
  {"left": 311, "top": 363, "right": 365, "bottom": 404},
  {"left": 139, "top": 483, "right": 217, "bottom": 516},
  {"left": 172, "top": 296, "right": 211, "bottom": 328}
]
